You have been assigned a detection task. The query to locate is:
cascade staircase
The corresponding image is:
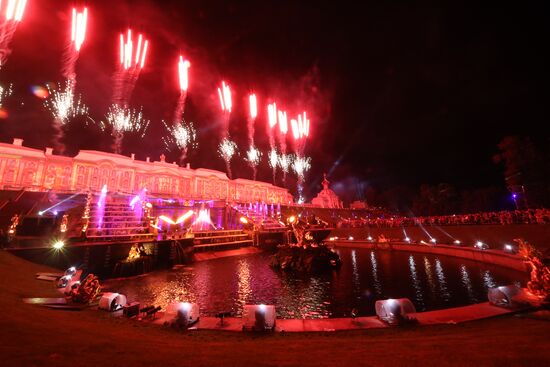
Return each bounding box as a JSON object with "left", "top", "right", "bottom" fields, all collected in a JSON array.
[
  {"left": 86, "top": 199, "right": 154, "bottom": 242},
  {"left": 192, "top": 229, "right": 253, "bottom": 252},
  {"left": 235, "top": 204, "right": 286, "bottom": 231}
]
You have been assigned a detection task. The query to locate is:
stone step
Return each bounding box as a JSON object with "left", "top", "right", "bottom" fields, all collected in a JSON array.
[
  {"left": 193, "top": 240, "right": 253, "bottom": 252},
  {"left": 193, "top": 234, "right": 250, "bottom": 245}
]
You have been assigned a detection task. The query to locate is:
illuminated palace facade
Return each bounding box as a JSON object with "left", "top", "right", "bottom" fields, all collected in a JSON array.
[{"left": 0, "top": 139, "right": 293, "bottom": 204}]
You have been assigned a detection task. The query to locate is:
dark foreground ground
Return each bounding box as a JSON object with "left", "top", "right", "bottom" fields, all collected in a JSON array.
[{"left": 1, "top": 250, "right": 549, "bottom": 367}]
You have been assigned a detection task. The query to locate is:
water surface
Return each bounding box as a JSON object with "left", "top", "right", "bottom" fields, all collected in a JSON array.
[{"left": 104, "top": 248, "right": 527, "bottom": 318}]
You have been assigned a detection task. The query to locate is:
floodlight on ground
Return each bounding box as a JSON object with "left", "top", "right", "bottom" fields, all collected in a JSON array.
[
  {"left": 430, "top": 238, "right": 437, "bottom": 244},
  {"left": 404, "top": 237, "right": 411, "bottom": 243},
  {"left": 165, "top": 301, "right": 200, "bottom": 328},
  {"left": 488, "top": 285, "right": 530, "bottom": 308},
  {"left": 454, "top": 240, "right": 461, "bottom": 245},
  {"left": 99, "top": 292, "right": 128, "bottom": 312},
  {"left": 503, "top": 244, "right": 517, "bottom": 254},
  {"left": 52, "top": 240, "right": 65, "bottom": 250},
  {"left": 56, "top": 275, "right": 72, "bottom": 288},
  {"left": 242, "top": 304, "right": 276, "bottom": 331},
  {"left": 367, "top": 236, "right": 373, "bottom": 241},
  {"left": 375, "top": 298, "right": 417, "bottom": 326},
  {"left": 348, "top": 236, "right": 354, "bottom": 240}
]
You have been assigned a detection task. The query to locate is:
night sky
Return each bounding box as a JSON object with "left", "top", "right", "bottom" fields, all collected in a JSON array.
[{"left": 0, "top": 1, "right": 547, "bottom": 204}]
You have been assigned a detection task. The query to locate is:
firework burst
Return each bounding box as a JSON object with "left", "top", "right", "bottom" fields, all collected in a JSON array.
[
  {"left": 292, "top": 155, "right": 311, "bottom": 181},
  {"left": 43, "top": 81, "right": 88, "bottom": 155},
  {"left": 245, "top": 146, "right": 262, "bottom": 180},
  {"left": 292, "top": 155, "right": 311, "bottom": 202},
  {"left": 218, "top": 138, "right": 237, "bottom": 179},
  {"left": 106, "top": 105, "right": 150, "bottom": 154},
  {"left": 0, "top": 83, "right": 13, "bottom": 108},
  {"left": 278, "top": 153, "right": 291, "bottom": 174},
  {"left": 162, "top": 120, "right": 197, "bottom": 164},
  {"left": 44, "top": 82, "right": 88, "bottom": 125}
]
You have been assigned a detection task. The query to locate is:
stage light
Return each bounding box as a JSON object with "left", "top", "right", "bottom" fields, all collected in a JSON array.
[
  {"left": 348, "top": 236, "right": 354, "bottom": 240},
  {"left": 503, "top": 244, "right": 516, "bottom": 253},
  {"left": 430, "top": 238, "right": 437, "bottom": 244},
  {"left": 288, "top": 215, "right": 296, "bottom": 224},
  {"left": 367, "top": 236, "right": 373, "bottom": 241},
  {"left": 454, "top": 240, "right": 461, "bottom": 245},
  {"left": 240, "top": 217, "right": 249, "bottom": 224},
  {"left": 404, "top": 237, "right": 411, "bottom": 242},
  {"left": 52, "top": 240, "right": 65, "bottom": 250}
]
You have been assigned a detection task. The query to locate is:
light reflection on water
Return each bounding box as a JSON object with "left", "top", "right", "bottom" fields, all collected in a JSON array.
[
  {"left": 104, "top": 248, "right": 527, "bottom": 319},
  {"left": 408, "top": 255, "right": 424, "bottom": 309}
]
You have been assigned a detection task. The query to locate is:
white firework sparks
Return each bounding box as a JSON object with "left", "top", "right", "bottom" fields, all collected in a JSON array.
[
  {"left": 0, "top": 83, "right": 13, "bottom": 108},
  {"left": 292, "top": 155, "right": 311, "bottom": 180},
  {"left": 268, "top": 149, "right": 279, "bottom": 169},
  {"left": 106, "top": 105, "right": 149, "bottom": 137},
  {"left": 278, "top": 153, "right": 291, "bottom": 173},
  {"left": 218, "top": 138, "right": 238, "bottom": 162},
  {"left": 245, "top": 146, "right": 262, "bottom": 166},
  {"left": 44, "top": 82, "right": 88, "bottom": 124},
  {"left": 163, "top": 120, "right": 197, "bottom": 151}
]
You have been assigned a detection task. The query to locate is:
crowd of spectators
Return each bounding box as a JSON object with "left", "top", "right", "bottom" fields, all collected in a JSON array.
[{"left": 337, "top": 209, "right": 550, "bottom": 228}]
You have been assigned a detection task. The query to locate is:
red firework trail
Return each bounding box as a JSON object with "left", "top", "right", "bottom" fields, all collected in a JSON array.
[
  {"left": 173, "top": 55, "right": 190, "bottom": 123},
  {"left": 0, "top": 0, "right": 28, "bottom": 68},
  {"left": 112, "top": 29, "right": 149, "bottom": 107},
  {"left": 277, "top": 109, "right": 289, "bottom": 182},
  {"left": 247, "top": 93, "right": 257, "bottom": 143},
  {"left": 291, "top": 111, "right": 310, "bottom": 156},
  {"left": 267, "top": 102, "right": 278, "bottom": 149},
  {"left": 63, "top": 7, "right": 88, "bottom": 82},
  {"left": 217, "top": 81, "right": 232, "bottom": 138}
]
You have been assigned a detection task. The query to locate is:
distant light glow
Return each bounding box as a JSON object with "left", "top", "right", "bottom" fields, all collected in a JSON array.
[{"left": 52, "top": 240, "right": 65, "bottom": 250}]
